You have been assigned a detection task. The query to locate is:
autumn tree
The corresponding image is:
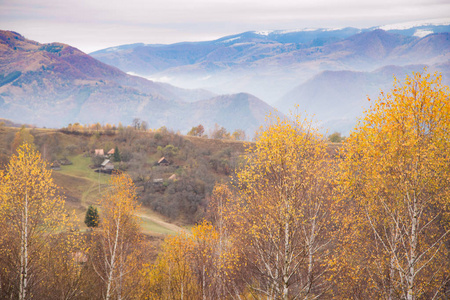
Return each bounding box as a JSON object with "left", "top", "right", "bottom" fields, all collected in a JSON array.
[
  {"left": 338, "top": 71, "right": 450, "bottom": 299},
  {"left": 40, "top": 229, "right": 89, "bottom": 300},
  {"left": 0, "top": 143, "right": 82, "bottom": 299},
  {"left": 91, "top": 172, "right": 144, "bottom": 300},
  {"left": 144, "top": 234, "right": 199, "bottom": 299},
  {"left": 190, "top": 220, "right": 244, "bottom": 300},
  {"left": 187, "top": 124, "right": 205, "bottom": 137},
  {"left": 145, "top": 219, "right": 241, "bottom": 300},
  {"left": 231, "top": 129, "right": 246, "bottom": 141},
  {"left": 11, "top": 125, "right": 35, "bottom": 152},
  {"left": 226, "top": 114, "right": 336, "bottom": 299},
  {"left": 157, "top": 144, "right": 179, "bottom": 158},
  {"left": 206, "top": 184, "right": 249, "bottom": 298},
  {"left": 211, "top": 124, "right": 230, "bottom": 140},
  {"left": 328, "top": 131, "right": 344, "bottom": 143}
]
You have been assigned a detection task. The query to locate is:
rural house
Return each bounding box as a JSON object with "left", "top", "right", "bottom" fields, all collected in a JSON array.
[
  {"left": 100, "top": 159, "right": 114, "bottom": 173},
  {"left": 50, "top": 160, "right": 61, "bottom": 171},
  {"left": 157, "top": 157, "right": 170, "bottom": 166},
  {"left": 94, "top": 149, "right": 104, "bottom": 156}
]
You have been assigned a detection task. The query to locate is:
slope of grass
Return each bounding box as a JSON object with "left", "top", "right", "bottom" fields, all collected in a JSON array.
[
  {"left": 139, "top": 218, "right": 176, "bottom": 235},
  {"left": 54, "top": 154, "right": 180, "bottom": 235}
]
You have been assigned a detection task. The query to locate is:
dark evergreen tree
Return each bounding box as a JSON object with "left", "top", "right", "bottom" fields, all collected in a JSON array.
[
  {"left": 84, "top": 205, "right": 99, "bottom": 228},
  {"left": 113, "top": 146, "right": 121, "bottom": 162}
]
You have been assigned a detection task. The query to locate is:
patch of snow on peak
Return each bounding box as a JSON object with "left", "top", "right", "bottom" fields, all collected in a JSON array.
[
  {"left": 219, "top": 37, "right": 240, "bottom": 44},
  {"left": 276, "top": 29, "right": 306, "bottom": 34},
  {"left": 324, "top": 27, "right": 344, "bottom": 31},
  {"left": 300, "top": 28, "right": 318, "bottom": 32},
  {"left": 414, "top": 29, "right": 434, "bottom": 38},
  {"left": 254, "top": 30, "right": 273, "bottom": 36},
  {"left": 106, "top": 47, "right": 119, "bottom": 52},
  {"left": 378, "top": 18, "right": 450, "bottom": 30}
]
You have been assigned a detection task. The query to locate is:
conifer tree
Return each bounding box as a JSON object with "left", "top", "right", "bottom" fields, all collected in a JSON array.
[
  {"left": 84, "top": 205, "right": 99, "bottom": 228},
  {"left": 113, "top": 146, "right": 121, "bottom": 162}
]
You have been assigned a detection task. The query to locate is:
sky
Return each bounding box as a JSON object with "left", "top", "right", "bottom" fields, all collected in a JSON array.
[{"left": 1, "top": 0, "right": 449, "bottom": 53}]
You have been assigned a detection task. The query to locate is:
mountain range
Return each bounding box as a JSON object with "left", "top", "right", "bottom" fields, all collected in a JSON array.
[
  {"left": 1, "top": 20, "right": 449, "bottom": 135},
  {"left": 0, "top": 30, "right": 278, "bottom": 135},
  {"left": 90, "top": 22, "right": 450, "bottom": 133}
]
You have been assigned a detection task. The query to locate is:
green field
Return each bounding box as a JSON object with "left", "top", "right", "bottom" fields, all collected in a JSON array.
[{"left": 54, "top": 154, "right": 178, "bottom": 236}]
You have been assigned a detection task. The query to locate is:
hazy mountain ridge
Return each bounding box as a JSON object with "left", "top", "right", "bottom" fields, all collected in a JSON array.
[
  {"left": 277, "top": 64, "right": 444, "bottom": 134},
  {"left": 91, "top": 25, "right": 449, "bottom": 108},
  {"left": 0, "top": 30, "right": 277, "bottom": 135}
]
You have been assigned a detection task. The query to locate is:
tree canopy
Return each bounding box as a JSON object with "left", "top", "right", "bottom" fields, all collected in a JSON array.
[{"left": 338, "top": 71, "right": 450, "bottom": 299}]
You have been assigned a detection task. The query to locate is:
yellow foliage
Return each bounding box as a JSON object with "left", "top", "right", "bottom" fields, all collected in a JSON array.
[
  {"left": 338, "top": 71, "right": 450, "bottom": 299},
  {"left": 227, "top": 113, "right": 336, "bottom": 298},
  {"left": 0, "top": 143, "right": 82, "bottom": 299},
  {"left": 11, "top": 126, "right": 35, "bottom": 153},
  {"left": 91, "top": 172, "right": 144, "bottom": 300}
]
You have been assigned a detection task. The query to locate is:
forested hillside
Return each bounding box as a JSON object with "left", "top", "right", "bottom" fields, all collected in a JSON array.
[{"left": 0, "top": 123, "right": 248, "bottom": 225}]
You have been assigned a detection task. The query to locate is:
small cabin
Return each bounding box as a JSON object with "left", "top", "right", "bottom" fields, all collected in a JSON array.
[
  {"left": 153, "top": 178, "right": 164, "bottom": 184},
  {"left": 100, "top": 159, "right": 114, "bottom": 172},
  {"left": 50, "top": 160, "right": 61, "bottom": 171},
  {"left": 107, "top": 148, "right": 115, "bottom": 156},
  {"left": 157, "top": 157, "right": 170, "bottom": 166},
  {"left": 94, "top": 149, "right": 104, "bottom": 156}
]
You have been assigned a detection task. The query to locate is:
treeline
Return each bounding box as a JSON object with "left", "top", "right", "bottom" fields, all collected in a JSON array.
[
  {"left": 0, "top": 71, "right": 449, "bottom": 299},
  {"left": 187, "top": 123, "right": 247, "bottom": 141},
  {"left": 59, "top": 120, "right": 248, "bottom": 141}
]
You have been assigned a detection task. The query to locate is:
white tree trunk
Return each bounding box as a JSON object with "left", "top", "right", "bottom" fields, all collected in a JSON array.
[
  {"left": 282, "top": 210, "right": 290, "bottom": 300},
  {"left": 105, "top": 215, "right": 121, "bottom": 300},
  {"left": 202, "top": 265, "right": 206, "bottom": 300},
  {"left": 407, "top": 195, "right": 418, "bottom": 300},
  {"left": 19, "top": 192, "right": 29, "bottom": 300}
]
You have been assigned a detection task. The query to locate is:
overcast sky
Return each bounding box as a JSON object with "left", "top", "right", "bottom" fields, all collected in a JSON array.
[{"left": 1, "top": 0, "right": 449, "bottom": 53}]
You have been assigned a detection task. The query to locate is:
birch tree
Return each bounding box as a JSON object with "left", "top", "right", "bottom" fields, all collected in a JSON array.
[
  {"left": 339, "top": 71, "right": 450, "bottom": 299},
  {"left": 91, "top": 172, "right": 143, "bottom": 300},
  {"left": 207, "top": 184, "right": 245, "bottom": 299},
  {"left": 0, "top": 143, "right": 74, "bottom": 299},
  {"left": 145, "top": 234, "right": 199, "bottom": 300},
  {"left": 229, "top": 115, "right": 335, "bottom": 299}
]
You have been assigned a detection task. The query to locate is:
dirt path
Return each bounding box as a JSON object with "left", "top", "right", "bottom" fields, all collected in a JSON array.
[{"left": 136, "top": 212, "right": 190, "bottom": 235}]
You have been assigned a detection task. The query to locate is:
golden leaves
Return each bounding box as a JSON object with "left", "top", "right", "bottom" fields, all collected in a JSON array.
[{"left": 338, "top": 70, "right": 450, "bottom": 298}]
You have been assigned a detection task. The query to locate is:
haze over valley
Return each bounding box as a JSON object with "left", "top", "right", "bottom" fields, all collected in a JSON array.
[
  {"left": 91, "top": 21, "right": 450, "bottom": 133},
  {"left": 1, "top": 20, "right": 449, "bottom": 135}
]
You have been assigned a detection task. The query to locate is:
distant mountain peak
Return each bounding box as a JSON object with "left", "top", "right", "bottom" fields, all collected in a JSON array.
[{"left": 377, "top": 18, "right": 450, "bottom": 31}]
